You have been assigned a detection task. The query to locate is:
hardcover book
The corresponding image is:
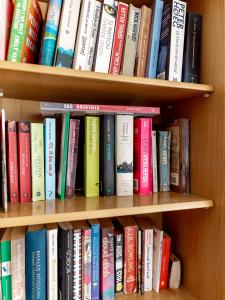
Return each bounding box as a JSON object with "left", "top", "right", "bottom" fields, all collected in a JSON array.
[
  {"left": 160, "top": 233, "right": 171, "bottom": 289},
  {"left": 168, "top": 253, "right": 181, "bottom": 289},
  {"left": 153, "top": 227, "right": 163, "bottom": 293},
  {"left": 1, "top": 109, "right": 8, "bottom": 212},
  {"left": 0, "top": 0, "right": 13, "bottom": 60},
  {"left": 152, "top": 130, "right": 158, "bottom": 193},
  {"left": 114, "top": 226, "right": 123, "bottom": 294}
]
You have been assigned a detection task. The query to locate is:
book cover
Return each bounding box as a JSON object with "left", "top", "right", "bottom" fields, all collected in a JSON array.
[
  {"left": 55, "top": 0, "right": 82, "bottom": 68},
  {"left": 7, "top": 121, "right": 19, "bottom": 203},
  {"left": 100, "top": 115, "right": 115, "bottom": 197},
  {"left": 182, "top": 12, "right": 202, "bottom": 83},
  {"left": 114, "top": 226, "right": 123, "bottom": 294},
  {"left": 1, "top": 109, "right": 8, "bottom": 212},
  {"left": 25, "top": 225, "right": 46, "bottom": 300},
  {"left": 44, "top": 118, "right": 56, "bottom": 200},
  {"left": 153, "top": 227, "right": 163, "bottom": 293},
  {"left": 31, "top": 123, "right": 45, "bottom": 201},
  {"left": 94, "top": 0, "right": 117, "bottom": 73},
  {"left": 58, "top": 222, "right": 73, "bottom": 300},
  {"left": 109, "top": 2, "right": 129, "bottom": 75},
  {"left": 121, "top": 4, "right": 141, "bottom": 76},
  {"left": 145, "top": 0, "right": 164, "bottom": 78},
  {"left": 152, "top": 130, "right": 158, "bottom": 193},
  {"left": 134, "top": 118, "right": 153, "bottom": 195},
  {"left": 84, "top": 116, "right": 100, "bottom": 197},
  {"left": 160, "top": 233, "right": 171, "bottom": 289},
  {"left": 168, "top": 253, "right": 181, "bottom": 289},
  {"left": 17, "top": 121, "right": 31, "bottom": 202},
  {"left": 115, "top": 115, "right": 133, "bottom": 196},
  {"left": 66, "top": 119, "right": 80, "bottom": 198}
]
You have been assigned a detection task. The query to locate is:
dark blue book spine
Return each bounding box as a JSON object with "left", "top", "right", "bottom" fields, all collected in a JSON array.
[
  {"left": 25, "top": 229, "right": 46, "bottom": 300},
  {"left": 91, "top": 223, "right": 100, "bottom": 299}
]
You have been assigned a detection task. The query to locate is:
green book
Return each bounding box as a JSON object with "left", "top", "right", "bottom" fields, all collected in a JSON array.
[
  {"left": 84, "top": 116, "right": 100, "bottom": 197},
  {"left": 57, "top": 113, "right": 70, "bottom": 200},
  {"left": 31, "top": 123, "right": 45, "bottom": 201}
]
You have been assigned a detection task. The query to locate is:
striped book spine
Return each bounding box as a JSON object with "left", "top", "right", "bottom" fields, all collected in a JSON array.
[
  {"left": 82, "top": 228, "right": 91, "bottom": 299},
  {"left": 73, "top": 229, "right": 82, "bottom": 299}
]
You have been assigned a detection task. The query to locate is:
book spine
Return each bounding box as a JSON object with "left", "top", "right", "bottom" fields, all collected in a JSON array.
[
  {"left": 7, "top": 121, "right": 19, "bottom": 202},
  {"left": 84, "top": 116, "right": 100, "bottom": 197},
  {"left": 137, "top": 229, "right": 142, "bottom": 294},
  {"left": 115, "top": 233, "right": 123, "bottom": 294},
  {"left": 17, "top": 121, "right": 32, "bottom": 202},
  {"left": 153, "top": 229, "right": 163, "bottom": 293},
  {"left": 94, "top": 0, "right": 117, "bottom": 73},
  {"left": 73, "top": 0, "right": 96, "bottom": 70},
  {"left": 91, "top": 223, "right": 100, "bottom": 299},
  {"left": 47, "top": 228, "right": 58, "bottom": 300},
  {"left": 144, "top": 229, "right": 153, "bottom": 292},
  {"left": 121, "top": 4, "right": 141, "bottom": 76},
  {"left": 160, "top": 235, "right": 171, "bottom": 289},
  {"left": 1, "top": 109, "right": 8, "bottom": 212},
  {"left": 152, "top": 130, "right": 158, "bottom": 193},
  {"left": 73, "top": 229, "right": 82, "bottom": 299},
  {"left": 116, "top": 115, "right": 133, "bottom": 196},
  {"left": 82, "top": 229, "right": 92, "bottom": 300},
  {"left": 109, "top": 2, "right": 128, "bottom": 75},
  {"left": 1, "top": 240, "right": 12, "bottom": 300},
  {"left": 66, "top": 119, "right": 80, "bottom": 198},
  {"left": 86, "top": 1, "right": 102, "bottom": 71},
  {"left": 31, "top": 123, "right": 45, "bottom": 201},
  {"left": 55, "top": 0, "right": 82, "bottom": 68},
  {"left": 44, "top": 118, "right": 56, "bottom": 200},
  {"left": 39, "top": 0, "right": 63, "bottom": 66}
]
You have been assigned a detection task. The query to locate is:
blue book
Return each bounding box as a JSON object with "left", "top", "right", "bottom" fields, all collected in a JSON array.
[
  {"left": 146, "top": 0, "right": 164, "bottom": 79},
  {"left": 44, "top": 118, "right": 56, "bottom": 200},
  {"left": 25, "top": 225, "right": 46, "bottom": 300}
]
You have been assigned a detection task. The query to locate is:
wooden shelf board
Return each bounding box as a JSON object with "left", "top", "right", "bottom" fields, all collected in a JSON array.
[
  {"left": 0, "top": 61, "right": 213, "bottom": 106},
  {"left": 0, "top": 192, "right": 213, "bottom": 228}
]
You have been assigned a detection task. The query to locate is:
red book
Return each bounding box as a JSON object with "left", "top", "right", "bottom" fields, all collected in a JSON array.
[
  {"left": 160, "top": 233, "right": 171, "bottom": 289},
  {"left": 109, "top": 2, "right": 129, "bottom": 75},
  {"left": 17, "top": 121, "right": 31, "bottom": 202},
  {"left": 7, "top": 121, "right": 19, "bottom": 203},
  {"left": 134, "top": 118, "right": 153, "bottom": 195}
]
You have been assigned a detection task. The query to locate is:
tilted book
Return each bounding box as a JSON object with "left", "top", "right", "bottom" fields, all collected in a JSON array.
[
  {"left": 160, "top": 233, "right": 171, "bottom": 289},
  {"left": 152, "top": 130, "right": 158, "bottom": 193},
  {"left": 153, "top": 227, "right": 163, "bottom": 293},
  {"left": 114, "top": 225, "right": 123, "bottom": 294},
  {"left": 0, "top": 0, "right": 13, "bottom": 60},
  {"left": 168, "top": 253, "right": 181, "bottom": 289},
  {"left": 1, "top": 109, "right": 8, "bottom": 212}
]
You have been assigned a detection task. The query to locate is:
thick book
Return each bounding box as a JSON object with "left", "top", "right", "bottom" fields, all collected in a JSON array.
[
  {"left": 31, "top": 123, "right": 45, "bottom": 201},
  {"left": 11, "top": 226, "right": 26, "bottom": 300},
  {"left": 46, "top": 223, "right": 58, "bottom": 300},
  {"left": 145, "top": 0, "right": 164, "bottom": 78},
  {"left": 116, "top": 115, "right": 133, "bottom": 196},
  {"left": 58, "top": 222, "right": 73, "bottom": 300},
  {"left": 66, "top": 119, "right": 80, "bottom": 198},
  {"left": 168, "top": 253, "right": 181, "bottom": 289},
  {"left": 1, "top": 109, "right": 8, "bottom": 212},
  {"left": 109, "top": 2, "right": 129, "bottom": 75},
  {"left": 84, "top": 116, "right": 100, "bottom": 197},
  {"left": 160, "top": 233, "right": 171, "bottom": 289},
  {"left": 44, "top": 118, "right": 56, "bottom": 200},
  {"left": 25, "top": 225, "right": 46, "bottom": 300},
  {"left": 134, "top": 118, "right": 153, "bottom": 195},
  {"left": 157, "top": 0, "right": 187, "bottom": 81},
  {"left": 153, "top": 227, "right": 163, "bottom": 293},
  {"left": 55, "top": 0, "right": 81, "bottom": 68},
  {"left": 0, "top": 0, "right": 13, "bottom": 60},
  {"left": 152, "top": 130, "right": 158, "bottom": 193},
  {"left": 94, "top": 0, "right": 117, "bottom": 73},
  {"left": 121, "top": 4, "right": 141, "bottom": 76},
  {"left": 17, "top": 121, "right": 32, "bottom": 202},
  {"left": 100, "top": 115, "right": 115, "bottom": 197},
  {"left": 114, "top": 225, "right": 123, "bottom": 294},
  {"left": 182, "top": 12, "right": 202, "bottom": 83},
  {"left": 7, "top": 121, "right": 19, "bottom": 203}
]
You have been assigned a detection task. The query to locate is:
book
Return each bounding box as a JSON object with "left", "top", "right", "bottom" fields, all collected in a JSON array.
[
  {"left": 134, "top": 118, "right": 153, "bottom": 195},
  {"left": 7, "top": 121, "right": 19, "bottom": 202},
  {"left": 57, "top": 112, "right": 70, "bottom": 200},
  {"left": 75, "top": 117, "right": 84, "bottom": 193},
  {"left": 100, "top": 115, "right": 115, "bottom": 196},
  {"left": 152, "top": 130, "right": 158, "bottom": 193},
  {"left": 58, "top": 222, "right": 73, "bottom": 300},
  {"left": 1, "top": 109, "right": 8, "bottom": 212},
  {"left": 137, "top": 227, "right": 142, "bottom": 294},
  {"left": 168, "top": 253, "right": 181, "bottom": 289},
  {"left": 182, "top": 12, "right": 202, "bottom": 83},
  {"left": 157, "top": 0, "right": 187, "bottom": 82},
  {"left": 73, "top": 0, "right": 96, "bottom": 70},
  {"left": 11, "top": 226, "right": 26, "bottom": 300},
  {"left": 0, "top": 0, "right": 13, "bottom": 60},
  {"left": 7, "top": 0, "right": 43, "bottom": 63},
  {"left": 25, "top": 225, "right": 46, "bottom": 300},
  {"left": 160, "top": 233, "right": 171, "bottom": 289},
  {"left": 94, "top": 0, "right": 117, "bottom": 73},
  {"left": 17, "top": 121, "right": 32, "bottom": 202},
  {"left": 84, "top": 116, "right": 100, "bottom": 197},
  {"left": 134, "top": 5, "right": 152, "bottom": 77},
  {"left": 46, "top": 223, "right": 58, "bottom": 300},
  {"left": 44, "top": 118, "right": 56, "bottom": 200},
  {"left": 121, "top": 4, "right": 141, "bottom": 76},
  {"left": 55, "top": 0, "right": 82, "bottom": 68},
  {"left": 109, "top": 2, "right": 129, "bottom": 75},
  {"left": 152, "top": 227, "right": 163, "bottom": 292},
  {"left": 115, "top": 115, "right": 133, "bottom": 196},
  {"left": 114, "top": 226, "right": 123, "bottom": 294},
  {"left": 31, "top": 123, "right": 45, "bottom": 201},
  {"left": 145, "top": 0, "right": 164, "bottom": 78},
  {"left": 66, "top": 119, "right": 80, "bottom": 198},
  {"left": 39, "top": 0, "right": 63, "bottom": 66}
]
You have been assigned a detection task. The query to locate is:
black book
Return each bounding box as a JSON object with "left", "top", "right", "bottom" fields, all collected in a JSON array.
[
  {"left": 182, "top": 13, "right": 202, "bottom": 83},
  {"left": 58, "top": 222, "right": 73, "bottom": 300},
  {"left": 100, "top": 115, "right": 115, "bottom": 196}
]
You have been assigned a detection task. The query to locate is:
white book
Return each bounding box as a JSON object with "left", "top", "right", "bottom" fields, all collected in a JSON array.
[
  {"left": 73, "top": 0, "right": 96, "bottom": 70},
  {"left": 94, "top": 0, "right": 117, "bottom": 73},
  {"left": 152, "top": 130, "right": 158, "bottom": 193},
  {"left": 72, "top": 222, "right": 82, "bottom": 299},
  {"left": 116, "top": 115, "right": 133, "bottom": 196},
  {"left": 153, "top": 228, "right": 163, "bottom": 292},
  {"left": 86, "top": 1, "right": 102, "bottom": 71},
  {"left": 144, "top": 228, "right": 153, "bottom": 292},
  {"left": 46, "top": 224, "right": 58, "bottom": 300},
  {"left": 55, "top": 0, "right": 82, "bottom": 68},
  {"left": 169, "top": 253, "right": 181, "bottom": 289}
]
